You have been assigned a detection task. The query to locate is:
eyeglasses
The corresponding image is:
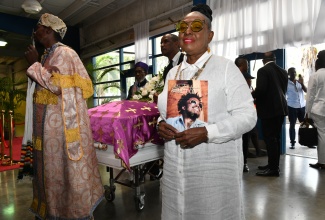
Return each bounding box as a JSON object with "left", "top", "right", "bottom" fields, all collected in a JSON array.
[
  {"left": 178, "top": 84, "right": 190, "bottom": 87},
  {"left": 175, "top": 19, "right": 205, "bottom": 33},
  {"left": 188, "top": 100, "right": 203, "bottom": 109}
]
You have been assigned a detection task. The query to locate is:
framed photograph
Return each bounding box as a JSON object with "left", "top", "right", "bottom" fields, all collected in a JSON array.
[{"left": 166, "top": 80, "right": 208, "bottom": 131}]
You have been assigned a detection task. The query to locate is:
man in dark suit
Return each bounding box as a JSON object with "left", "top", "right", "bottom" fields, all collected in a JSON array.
[
  {"left": 161, "top": 33, "right": 184, "bottom": 82},
  {"left": 253, "top": 52, "right": 288, "bottom": 177}
]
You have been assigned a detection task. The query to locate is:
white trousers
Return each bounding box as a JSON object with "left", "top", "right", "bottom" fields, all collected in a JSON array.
[{"left": 310, "top": 113, "right": 325, "bottom": 164}]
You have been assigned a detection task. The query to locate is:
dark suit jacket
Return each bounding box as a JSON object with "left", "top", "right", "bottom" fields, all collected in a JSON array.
[
  {"left": 253, "top": 62, "right": 288, "bottom": 119},
  {"left": 162, "top": 53, "right": 184, "bottom": 82}
]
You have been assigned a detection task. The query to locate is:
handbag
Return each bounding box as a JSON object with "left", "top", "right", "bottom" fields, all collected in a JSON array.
[{"left": 298, "top": 115, "right": 318, "bottom": 146}]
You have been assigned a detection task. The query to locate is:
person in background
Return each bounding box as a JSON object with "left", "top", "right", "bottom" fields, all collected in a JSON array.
[
  {"left": 235, "top": 57, "right": 264, "bottom": 172},
  {"left": 306, "top": 50, "right": 325, "bottom": 169},
  {"left": 253, "top": 52, "right": 288, "bottom": 177},
  {"left": 24, "top": 13, "right": 104, "bottom": 220},
  {"left": 157, "top": 4, "right": 256, "bottom": 219},
  {"left": 161, "top": 33, "right": 184, "bottom": 82},
  {"left": 286, "top": 67, "right": 309, "bottom": 149},
  {"left": 126, "top": 61, "right": 149, "bottom": 100}
]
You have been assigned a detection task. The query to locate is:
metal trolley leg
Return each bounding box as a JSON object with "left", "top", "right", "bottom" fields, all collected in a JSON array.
[
  {"left": 133, "top": 165, "right": 145, "bottom": 211},
  {"left": 104, "top": 167, "right": 116, "bottom": 202}
]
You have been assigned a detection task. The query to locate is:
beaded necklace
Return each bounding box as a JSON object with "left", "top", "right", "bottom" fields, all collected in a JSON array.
[{"left": 174, "top": 55, "right": 212, "bottom": 80}]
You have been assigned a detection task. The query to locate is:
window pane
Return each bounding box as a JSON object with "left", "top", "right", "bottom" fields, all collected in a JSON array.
[
  {"left": 94, "top": 67, "right": 121, "bottom": 83},
  {"left": 155, "top": 36, "right": 163, "bottom": 54},
  {"left": 95, "top": 97, "right": 121, "bottom": 106},
  {"left": 156, "top": 56, "right": 168, "bottom": 74},
  {"left": 94, "top": 82, "right": 121, "bottom": 98},
  {"left": 123, "top": 45, "right": 135, "bottom": 62},
  {"left": 121, "top": 63, "right": 132, "bottom": 71},
  {"left": 126, "top": 78, "right": 135, "bottom": 97},
  {"left": 94, "top": 50, "right": 120, "bottom": 68},
  {"left": 148, "top": 39, "right": 152, "bottom": 57}
]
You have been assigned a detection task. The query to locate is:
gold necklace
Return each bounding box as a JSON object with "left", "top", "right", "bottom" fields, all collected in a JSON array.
[{"left": 174, "top": 55, "right": 212, "bottom": 80}]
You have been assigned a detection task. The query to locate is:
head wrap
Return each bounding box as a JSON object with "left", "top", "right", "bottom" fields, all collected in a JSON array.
[
  {"left": 135, "top": 62, "right": 149, "bottom": 72},
  {"left": 191, "top": 4, "right": 213, "bottom": 22},
  {"left": 38, "top": 13, "right": 67, "bottom": 40}
]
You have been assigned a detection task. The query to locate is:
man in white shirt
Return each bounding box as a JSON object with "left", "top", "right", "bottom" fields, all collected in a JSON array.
[
  {"left": 286, "top": 67, "right": 308, "bottom": 149},
  {"left": 306, "top": 50, "right": 325, "bottom": 169}
]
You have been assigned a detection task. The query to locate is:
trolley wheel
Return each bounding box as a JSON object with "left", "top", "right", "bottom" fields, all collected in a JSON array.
[
  {"left": 104, "top": 185, "right": 116, "bottom": 202},
  {"left": 134, "top": 193, "right": 145, "bottom": 211}
]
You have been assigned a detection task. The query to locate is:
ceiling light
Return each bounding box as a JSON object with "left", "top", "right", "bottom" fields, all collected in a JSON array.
[
  {"left": 21, "top": 0, "right": 42, "bottom": 14},
  {"left": 0, "top": 37, "right": 7, "bottom": 47}
]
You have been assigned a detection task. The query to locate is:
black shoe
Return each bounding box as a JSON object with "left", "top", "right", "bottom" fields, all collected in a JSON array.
[
  {"left": 289, "top": 146, "right": 295, "bottom": 149},
  {"left": 258, "top": 165, "right": 269, "bottom": 170},
  {"left": 308, "top": 146, "right": 316, "bottom": 148},
  {"left": 309, "top": 163, "right": 325, "bottom": 169},
  {"left": 150, "top": 170, "right": 163, "bottom": 181},
  {"left": 256, "top": 169, "right": 280, "bottom": 177},
  {"left": 243, "top": 164, "right": 249, "bottom": 172}
]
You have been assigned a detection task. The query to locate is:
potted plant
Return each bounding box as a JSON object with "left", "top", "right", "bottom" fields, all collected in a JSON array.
[{"left": 0, "top": 76, "right": 27, "bottom": 139}]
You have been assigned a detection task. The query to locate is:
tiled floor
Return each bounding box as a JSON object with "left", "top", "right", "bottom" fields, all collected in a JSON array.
[
  {"left": 1, "top": 122, "right": 324, "bottom": 220},
  {"left": 1, "top": 154, "right": 325, "bottom": 220},
  {"left": 285, "top": 123, "right": 318, "bottom": 159}
]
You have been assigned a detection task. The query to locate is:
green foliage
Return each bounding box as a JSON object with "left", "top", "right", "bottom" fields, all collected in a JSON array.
[
  {"left": 85, "top": 57, "right": 123, "bottom": 105},
  {"left": 0, "top": 76, "right": 27, "bottom": 126}
]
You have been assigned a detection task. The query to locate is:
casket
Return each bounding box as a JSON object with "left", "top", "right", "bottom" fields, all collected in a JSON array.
[{"left": 88, "top": 100, "right": 163, "bottom": 169}]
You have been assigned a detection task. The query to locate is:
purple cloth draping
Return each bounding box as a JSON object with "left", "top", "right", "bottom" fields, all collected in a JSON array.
[{"left": 88, "top": 100, "right": 163, "bottom": 169}]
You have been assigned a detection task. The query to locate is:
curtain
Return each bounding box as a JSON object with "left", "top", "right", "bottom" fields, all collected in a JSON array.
[
  {"left": 206, "top": 0, "right": 323, "bottom": 57},
  {"left": 133, "top": 20, "right": 149, "bottom": 64}
]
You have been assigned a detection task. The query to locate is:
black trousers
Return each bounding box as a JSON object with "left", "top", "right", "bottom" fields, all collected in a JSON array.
[
  {"left": 242, "top": 125, "right": 259, "bottom": 163},
  {"left": 260, "top": 116, "right": 284, "bottom": 170}
]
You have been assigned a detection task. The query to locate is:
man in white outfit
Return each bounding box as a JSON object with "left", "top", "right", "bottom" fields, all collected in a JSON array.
[{"left": 306, "top": 50, "right": 325, "bottom": 169}]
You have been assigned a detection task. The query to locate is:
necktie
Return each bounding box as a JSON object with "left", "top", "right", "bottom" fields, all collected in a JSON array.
[{"left": 163, "top": 60, "right": 173, "bottom": 83}]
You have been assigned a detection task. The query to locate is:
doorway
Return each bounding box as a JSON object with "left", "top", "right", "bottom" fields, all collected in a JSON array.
[{"left": 243, "top": 49, "right": 317, "bottom": 159}]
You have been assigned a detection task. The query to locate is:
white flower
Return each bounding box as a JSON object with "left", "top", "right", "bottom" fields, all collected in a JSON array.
[
  {"left": 141, "top": 89, "right": 148, "bottom": 96},
  {"left": 151, "top": 76, "right": 159, "bottom": 82},
  {"left": 145, "top": 83, "right": 154, "bottom": 91},
  {"left": 133, "top": 94, "right": 142, "bottom": 100},
  {"left": 131, "top": 72, "right": 164, "bottom": 102}
]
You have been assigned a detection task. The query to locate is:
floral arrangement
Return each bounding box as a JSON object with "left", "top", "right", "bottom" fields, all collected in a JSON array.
[{"left": 132, "top": 72, "right": 164, "bottom": 103}]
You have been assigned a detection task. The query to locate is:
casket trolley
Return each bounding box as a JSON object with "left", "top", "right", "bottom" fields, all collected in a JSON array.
[{"left": 88, "top": 101, "right": 164, "bottom": 211}]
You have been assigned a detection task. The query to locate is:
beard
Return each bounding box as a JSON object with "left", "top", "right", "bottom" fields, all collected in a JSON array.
[{"left": 184, "top": 109, "right": 200, "bottom": 121}]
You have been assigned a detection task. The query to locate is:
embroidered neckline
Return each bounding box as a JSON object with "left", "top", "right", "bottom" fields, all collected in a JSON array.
[
  {"left": 41, "top": 42, "right": 63, "bottom": 65},
  {"left": 174, "top": 55, "right": 212, "bottom": 80}
]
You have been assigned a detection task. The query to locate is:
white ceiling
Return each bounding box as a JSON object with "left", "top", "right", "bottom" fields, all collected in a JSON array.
[{"left": 0, "top": 0, "right": 136, "bottom": 65}]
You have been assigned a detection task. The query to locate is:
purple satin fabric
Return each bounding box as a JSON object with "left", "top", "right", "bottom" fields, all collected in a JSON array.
[{"left": 88, "top": 100, "right": 163, "bottom": 169}]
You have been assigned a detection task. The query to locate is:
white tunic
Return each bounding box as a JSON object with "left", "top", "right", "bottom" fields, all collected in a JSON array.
[{"left": 158, "top": 52, "right": 257, "bottom": 220}]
